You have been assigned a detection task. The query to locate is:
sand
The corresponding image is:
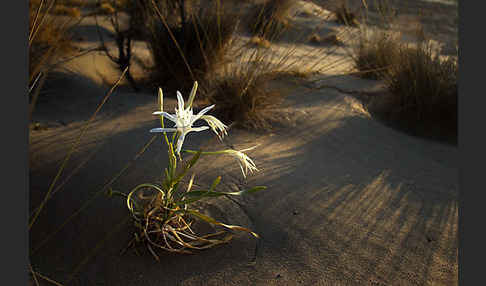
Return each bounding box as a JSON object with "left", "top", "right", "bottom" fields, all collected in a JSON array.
[{"left": 29, "top": 1, "right": 458, "bottom": 285}]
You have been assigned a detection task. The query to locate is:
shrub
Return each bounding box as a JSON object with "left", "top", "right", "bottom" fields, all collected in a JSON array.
[
  {"left": 203, "top": 73, "right": 283, "bottom": 130},
  {"left": 145, "top": 0, "right": 239, "bottom": 94},
  {"left": 353, "top": 28, "right": 457, "bottom": 141},
  {"left": 384, "top": 42, "right": 457, "bottom": 132},
  {"left": 353, "top": 29, "right": 400, "bottom": 79}
]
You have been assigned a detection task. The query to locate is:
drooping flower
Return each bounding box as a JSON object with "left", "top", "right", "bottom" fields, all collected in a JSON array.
[
  {"left": 200, "top": 115, "right": 228, "bottom": 140},
  {"left": 223, "top": 146, "right": 259, "bottom": 178}
]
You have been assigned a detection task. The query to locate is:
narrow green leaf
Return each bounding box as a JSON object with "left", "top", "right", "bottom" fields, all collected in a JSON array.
[
  {"left": 170, "top": 150, "right": 202, "bottom": 188},
  {"left": 164, "top": 168, "right": 170, "bottom": 182},
  {"left": 182, "top": 191, "right": 223, "bottom": 198},
  {"left": 183, "top": 186, "right": 266, "bottom": 198},
  {"left": 176, "top": 186, "right": 266, "bottom": 206},
  {"left": 186, "top": 150, "right": 202, "bottom": 169},
  {"left": 168, "top": 142, "right": 177, "bottom": 176},
  {"left": 169, "top": 182, "right": 179, "bottom": 200},
  {"left": 174, "top": 195, "right": 216, "bottom": 206},
  {"left": 176, "top": 209, "right": 259, "bottom": 238},
  {"left": 241, "top": 186, "right": 267, "bottom": 194}
]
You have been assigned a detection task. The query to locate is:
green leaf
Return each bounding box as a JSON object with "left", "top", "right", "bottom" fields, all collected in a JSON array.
[
  {"left": 175, "top": 209, "right": 259, "bottom": 238},
  {"left": 168, "top": 143, "right": 177, "bottom": 176},
  {"left": 184, "top": 186, "right": 266, "bottom": 198},
  {"left": 186, "top": 150, "right": 202, "bottom": 169},
  {"left": 164, "top": 168, "right": 171, "bottom": 187},
  {"left": 176, "top": 186, "right": 267, "bottom": 206},
  {"left": 170, "top": 150, "right": 202, "bottom": 189}
]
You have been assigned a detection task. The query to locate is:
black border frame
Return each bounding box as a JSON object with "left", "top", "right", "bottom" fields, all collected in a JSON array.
[{"left": 5, "top": 0, "right": 28, "bottom": 285}]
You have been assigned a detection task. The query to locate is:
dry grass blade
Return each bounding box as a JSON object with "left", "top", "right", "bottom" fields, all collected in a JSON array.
[
  {"left": 66, "top": 217, "right": 130, "bottom": 284},
  {"left": 29, "top": 67, "right": 128, "bottom": 230},
  {"left": 32, "top": 134, "right": 158, "bottom": 254},
  {"left": 29, "top": 263, "right": 40, "bottom": 286},
  {"left": 28, "top": 72, "right": 43, "bottom": 95},
  {"left": 29, "top": 72, "right": 47, "bottom": 123},
  {"left": 29, "top": 0, "right": 57, "bottom": 46},
  {"left": 29, "top": 123, "right": 120, "bottom": 220},
  {"left": 143, "top": 212, "right": 233, "bottom": 255},
  {"left": 31, "top": 270, "right": 65, "bottom": 286},
  {"left": 29, "top": 0, "right": 45, "bottom": 44},
  {"left": 123, "top": 182, "right": 251, "bottom": 257},
  {"left": 150, "top": 0, "right": 195, "bottom": 84},
  {"left": 29, "top": 0, "right": 91, "bottom": 117}
]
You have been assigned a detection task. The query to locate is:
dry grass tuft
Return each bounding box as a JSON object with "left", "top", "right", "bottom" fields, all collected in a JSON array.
[
  {"left": 126, "top": 0, "right": 348, "bottom": 130},
  {"left": 384, "top": 43, "right": 457, "bottom": 131},
  {"left": 145, "top": 0, "right": 239, "bottom": 93},
  {"left": 203, "top": 73, "right": 283, "bottom": 130},
  {"left": 353, "top": 28, "right": 457, "bottom": 141},
  {"left": 353, "top": 30, "right": 400, "bottom": 79},
  {"left": 29, "top": 1, "right": 75, "bottom": 88}
]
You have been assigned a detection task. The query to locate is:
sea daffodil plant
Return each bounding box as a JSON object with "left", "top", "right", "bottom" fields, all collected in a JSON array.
[{"left": 109, "top": 81, "right": 265, "bottom": 258}]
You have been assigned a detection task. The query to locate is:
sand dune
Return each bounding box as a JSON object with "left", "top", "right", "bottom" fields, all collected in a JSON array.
[{"left": 29, "top": 1, "right": 458, "bottom": 285}]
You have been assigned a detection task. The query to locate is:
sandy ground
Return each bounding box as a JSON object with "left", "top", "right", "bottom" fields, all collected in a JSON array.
[{"left": 29, "top": 1, "right": 458, "bottom": 285}]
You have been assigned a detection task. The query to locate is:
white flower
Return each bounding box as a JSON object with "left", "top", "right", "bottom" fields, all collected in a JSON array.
[
  {"left": 224, "top": 146, "right": 259, "bottom": 178},
  {"left": 150, "top": 88, "right": 215, "bottom": 155},
  {"left": 200, "top": 115, "right": 228, "bottom": 140}
]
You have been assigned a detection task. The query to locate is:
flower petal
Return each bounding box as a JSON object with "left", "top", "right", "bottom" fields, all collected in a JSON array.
[
  {"left": 224, "top": 148, "right": 259, "bottom": 178},
  {"left": 191, "top": 104, "right": 215, "bottom": 124},
  {"left": 239, "top": 145, "right": 259, "bottom": 153},
  {"left": 190, "top": 126, "right": 210, "bottom": 132},
  {"left": 177, "top": 91, "right": 185, "bottom": 112},
  {"left": 176, "top": 132, "right": 186, "bottom": 154},
  {"left": 153, "top": 111, "right": 177, "bottom": 123},
  {"left": 150, "top": 128, "right": 177, "bottom": 133},
  {"left": 238, "top": 162, "right": 246, "bottom": 179},
  {"left": 200, "top": 115, "right": 228, "bottom": 139}
]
